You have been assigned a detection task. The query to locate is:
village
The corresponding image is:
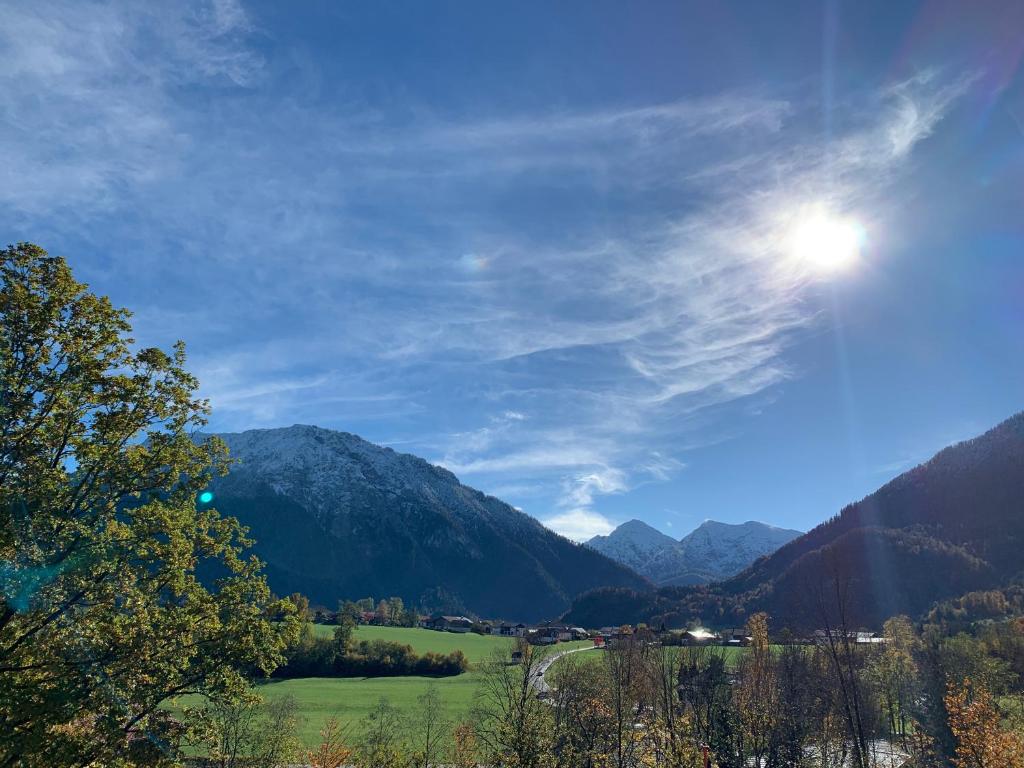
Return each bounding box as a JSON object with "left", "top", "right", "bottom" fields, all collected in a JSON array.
[{"left": 308, "top": 604, "right": 887, "bottom": 649}]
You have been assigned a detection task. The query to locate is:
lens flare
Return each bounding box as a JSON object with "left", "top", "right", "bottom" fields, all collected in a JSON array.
[{"left": 199, "top": 491, "right": 214, "bottom": 504}]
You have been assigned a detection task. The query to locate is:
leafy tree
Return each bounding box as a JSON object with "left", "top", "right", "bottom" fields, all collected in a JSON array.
[
  {"left": 866, "top": 615, "right": 920, "bottom": 743},
  {"left": 945, "top": 678, "right": 1024, "bottom": 768},
  {"left": 410, "top": 685, "right": 449, "bottom": 768},
  {"left": 289, "top": 592, "right": 312, "bottom": 622},
  {"left": 339, "top": 600, "right": 361, "bottom": 623},
  {"left": 334, "top": 614, "right": 357, "bottom": 656},
  {"left": 734, "top": 612, "right": 777, "bottom": 767},
  {"left": 358, "top": 697, "right": 408, "bottom": 768},
  {"left": 386, "top": 596, "right": 405, "bottom": 624},
  {"left": 0, "top": 244, "right": 293, "bottom": 766},
  {"left": 307, "top": 717, "right": 355, "bottom": 768},
  {"left": 474, "top": 639, "right": 553, "bottom": 768},
  {"left": 186, "top": 693, "right": 302, "bottom": 768},
  {"left": 450, "top": 722, "right": 479, "bottom": 768},
  {"left": 357, "top": 597, "right": 376, "bottom": 613}
]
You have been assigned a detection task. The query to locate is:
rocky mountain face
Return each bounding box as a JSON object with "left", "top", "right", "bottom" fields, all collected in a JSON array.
[
  {"left": 587, "top": 520, "right": 696, "bottom": 586},
  {"left": 566, "top": 412, "right": 1024, "bottom": 630},
  {"left": 587, "top": 519, "right": 800, "bottom": 586},
  {"left": 678, "top": 520, "right": 803, "bottom": 581},
  {"left": 202, "top": 425, "right": 649, "bottom": 622}
]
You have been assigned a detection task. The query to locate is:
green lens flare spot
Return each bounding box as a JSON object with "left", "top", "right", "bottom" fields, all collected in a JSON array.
[{"left": 199, "top": 491, "right": 214, "bottom": 504}]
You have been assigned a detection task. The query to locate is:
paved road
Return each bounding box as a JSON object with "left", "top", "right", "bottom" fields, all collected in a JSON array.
[{"left": 530, "top": 644, "right": 602, "bottom": 695}]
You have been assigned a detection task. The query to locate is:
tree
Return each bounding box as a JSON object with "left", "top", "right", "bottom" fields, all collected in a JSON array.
[
  {"left": 339, "top": 600, "right": 361, "bottom": 624},
  {"left": 812, "top": 567, "right": 874, "bottom": 768},
  {"left": 334, "top": 614, "right": 357, "bottom": 657},
  {"left": 866, "top": 615, "right": 920, "bottom": 744},
  {"left": 0, "top": 243, "right": 294, "bottom": 766},
  {"left": 387, "top": 597, "right": 405, "bottom": 625},
  {"left": 677, "top": 645, "right": 735, "bottom": 766},
  {"left": 187, "top": 693, "right": 303, "bottom": 768},
  {"left": 771, "top": 644, "right": 816, "bottom": 767},
  {"left": 308, "top": 717, "right": 355, "bottom": 768},
  {"left": 450, "top": 722, "right": 479, "bottom": 768},
  {"left": 410, "top": 685, "right": 449, "bottom": 768},
  {"left": 474, "top": 639, "right": 553, "bottom": 768},
  {"left": 945, "top": 678, "right": 1024, "bottom": 768},
  {"left": 358, "top": 697, "right": 408, "bottom": 768},
  {"left": 357, "top": 597, "right": 376, "bottom": 613},
  {"left": 733, "top": 613, "right": 777, "bottom": 767},
  {"left": 549, "top": 652, "right": 616, "bottom": 766},
  {"left": 602, "top": 630, "right": 654, "bottom": 768},
  {"left": 289, "top": 592, "right": 312, "bottom": 622}
]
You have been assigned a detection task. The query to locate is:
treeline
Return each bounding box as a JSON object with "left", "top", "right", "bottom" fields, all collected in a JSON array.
[
  {"left": 337, "top": 595, "right": 421, "bottom": 627},
  {"left": 274, "top": 617, "right": 468, "bottom": 679},
  {"left": 284, "top": 591, "right": 423, "bottom": 627}
]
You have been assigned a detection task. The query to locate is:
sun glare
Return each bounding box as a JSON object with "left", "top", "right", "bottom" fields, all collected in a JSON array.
[{"left": 787, "top": 207, "right": 864, "bottom": 273}]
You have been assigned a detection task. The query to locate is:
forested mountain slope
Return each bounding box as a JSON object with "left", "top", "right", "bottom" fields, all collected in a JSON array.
[
  {"left": 565, "top": 413, "right": 1024, "bottom": 629},
  {"left": 204, "top": 425, "right": 649, "bottom": 621}
]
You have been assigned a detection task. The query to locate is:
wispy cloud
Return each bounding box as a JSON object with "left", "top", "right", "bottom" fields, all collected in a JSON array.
[
  {"left": 540, "top": 509, "right": 616, "bottom": 542},
  {"left": 0, "top": 2, "right": 975, "bottom": 539}
]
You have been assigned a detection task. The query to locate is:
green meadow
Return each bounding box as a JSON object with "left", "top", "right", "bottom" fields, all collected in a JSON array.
[
  {"left": 314, "top": 623, "right": 517, "bottom": 663},
  {"left": 253, "top": 673, "right": 483, "bottom": 745},
  {"left": 177, "top": 626, "right": 593, "bottom": 744}
]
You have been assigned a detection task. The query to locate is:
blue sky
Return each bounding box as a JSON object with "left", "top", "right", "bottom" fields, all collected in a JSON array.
[{"left": 3, "top": 0, "right": 1023, "bottom": 540}]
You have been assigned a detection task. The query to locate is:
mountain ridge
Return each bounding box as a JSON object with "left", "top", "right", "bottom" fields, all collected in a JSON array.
[
  {"left": 586, "top": 518, "right": 801, "bottom": 586},
  {"left": 564, "top": 411, "right": 1024, "bottom": 630},
  {"left": 202, "top": 424, "right": 650, "bottom": 622}
]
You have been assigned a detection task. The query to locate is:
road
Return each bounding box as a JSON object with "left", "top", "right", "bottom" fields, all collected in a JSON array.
[{"left": 530, "top": 644, "right": 602, "bottom": 695}]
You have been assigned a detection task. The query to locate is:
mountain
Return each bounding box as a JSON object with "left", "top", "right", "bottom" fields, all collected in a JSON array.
[
  {"left": 678, "top": 520, "right": 803, "bottom": 581},
  {"left": 203, "top": 425, "right": 649, "bottom": 622},
  {"left": 586, "top": 519, "right": 800, "bottom": 586},
  {"left": 565, "top": 412, "right": 1024, "bottom": 630},
  {"left": 587, "top": 520, "right": 696, "bottom": 586}
]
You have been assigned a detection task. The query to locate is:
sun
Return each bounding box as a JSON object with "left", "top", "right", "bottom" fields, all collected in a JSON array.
[{"left": 787, "top": 206, "right": 864, "bottom": 273}]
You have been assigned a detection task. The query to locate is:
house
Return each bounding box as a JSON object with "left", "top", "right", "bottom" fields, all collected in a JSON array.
[
  {"left": 725, "top": 629, "right": 752, "bottom": 646},
  {"left": 811, "top": 630, "right": 887, "bottom": 645},
  {"left": 681, "top": 627, "right": 718, "bottom": 645},
  {"left": 856, "top": 632, "right": 886, "bottom": 644},
  {"left": 534, "top": 622, "right": 575, "bottom": 643},
  {"left": 313, "top": 608, "right": 336, "bottom": 624},
  {"left": 492, "top": 622, "right": 528, "bottom": 638},
  {"left": 425, "top": 615, "right": 474, "bottom": 633}
]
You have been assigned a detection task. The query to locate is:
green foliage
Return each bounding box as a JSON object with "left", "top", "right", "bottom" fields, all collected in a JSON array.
[
  {"left": 0, "top": 244, "right": 294, "bottom": 766},
  {"left": 356, "top": 698, "right": 408, "bottom": 768}
]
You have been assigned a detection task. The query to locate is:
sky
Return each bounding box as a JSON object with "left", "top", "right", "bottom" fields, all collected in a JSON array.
[{"left": 2, "top": 0, "right": 1023, "bottom": 541}]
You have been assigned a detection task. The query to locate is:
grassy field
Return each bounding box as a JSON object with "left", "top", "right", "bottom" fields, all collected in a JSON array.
[
  {"left": 177, "top": 626, "right": 593, "bottom": 745},
  {"left": 254, "top": 672, "right": 484, "bottom": 744},
  {"left": 312, "top": 623, "right": 518, "bottom": 663}
]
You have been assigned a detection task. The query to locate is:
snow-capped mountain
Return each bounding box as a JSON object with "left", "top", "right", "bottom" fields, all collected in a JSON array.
[
  {"left": 201, "top": 425, "right": 648, "bottom": 621},
  {"left": 678, "top": 520, "right": 802, "bottom": 581},
  {"left": 586, "top": 520, "right": 696, "bottom": 586},
  {"left": 587, "top": 518, "right": 801, "bottom": 585}
]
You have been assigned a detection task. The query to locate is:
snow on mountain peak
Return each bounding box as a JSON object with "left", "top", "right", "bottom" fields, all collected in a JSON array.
[{"left": 587, "top": 517, "right": 801, "bottom": 585}]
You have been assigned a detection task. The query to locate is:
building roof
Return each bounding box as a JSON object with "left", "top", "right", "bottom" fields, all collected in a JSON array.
[{"left": 684, "top": 628, "right": 717, "bottom": 640}]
